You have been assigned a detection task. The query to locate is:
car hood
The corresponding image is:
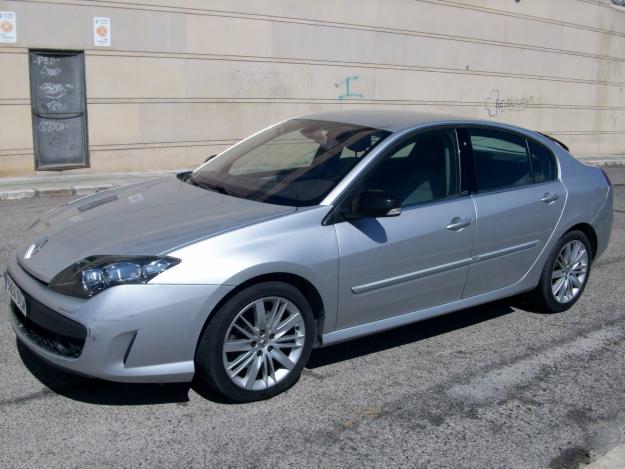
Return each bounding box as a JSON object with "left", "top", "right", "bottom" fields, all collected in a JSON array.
[{"left": 17, "top": 176, "right": 296, "bottom": 283}]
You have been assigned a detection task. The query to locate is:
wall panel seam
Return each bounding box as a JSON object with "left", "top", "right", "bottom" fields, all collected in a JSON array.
[
  {"left": 3, "top": 132, "right": 625, "bottom": 156},
  {"left": 22, "top": 0, "right": 625, "bottom": 38},
  {"left": 576, "top": 0, "right": 621, "bottom": 9},
  {"left": 0, "top": 140, "right": 240, "bottom": 153},
  {"left": 92, "top": 139, "right": 240, "bottom": 147},
  {"left": 0, "top": 48, "right": 28, "bottom": 54},
  {"left": 422, "top": 0, "right": 625, "bottom": 37},
  {"left": 16, "top": 0, "right": 625, "bottom": 62},
  {"left": 3, "top": 130, "right": 625, "bottom": 157},
  {"left": 0, "top": 97, "right": 625, "bottom": 111},
  {"left": 84, "top": 51, "right": 625, "bottom": 88},
  {"left": 82, "top": 99, "right": 625, "bottom": 111},
  {"left": 0, "top": 150, "right": 34, "bottom": 155},
  {"left": 4, "top": 98, "right": 625, "bottom": 111}
]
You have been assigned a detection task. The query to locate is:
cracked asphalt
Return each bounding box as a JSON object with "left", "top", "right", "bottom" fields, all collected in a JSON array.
[{"left": 1, "top": 168, "right": 624, "bottom": 468}]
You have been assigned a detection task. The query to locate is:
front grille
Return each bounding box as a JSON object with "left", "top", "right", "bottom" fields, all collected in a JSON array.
[{"left": 11, "top": 302, "right": 85, "bottom": 359}]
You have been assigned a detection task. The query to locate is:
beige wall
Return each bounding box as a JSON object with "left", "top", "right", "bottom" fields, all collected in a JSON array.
[{"left": 0, "top": 0, "right": 624, "bottom": 176}]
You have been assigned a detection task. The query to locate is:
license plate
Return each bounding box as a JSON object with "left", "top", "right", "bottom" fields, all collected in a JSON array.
[{"left": 4, "top": 273, "right": 27, "bottom": 317}]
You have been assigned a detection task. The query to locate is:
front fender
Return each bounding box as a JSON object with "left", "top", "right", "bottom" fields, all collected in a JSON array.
[{"left": 154, "top": 206, "right": 340, "bottom": 333}]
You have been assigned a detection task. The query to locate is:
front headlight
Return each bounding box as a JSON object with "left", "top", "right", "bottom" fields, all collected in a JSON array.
[{"left": 49, "top": 255, "right": 180, "bottom": 298}]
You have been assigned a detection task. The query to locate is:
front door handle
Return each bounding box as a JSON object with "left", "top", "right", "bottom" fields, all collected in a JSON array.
[
  {"left": 541, "top": 193, "right": 560, "bottom": 204},
  {"left": 446, "top": 217, "right": 472, "bottom": 231}
]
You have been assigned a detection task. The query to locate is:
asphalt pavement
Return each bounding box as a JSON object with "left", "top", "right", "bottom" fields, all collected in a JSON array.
[{"left": 0, "top": 168, "right": 624, "bottom": 468}]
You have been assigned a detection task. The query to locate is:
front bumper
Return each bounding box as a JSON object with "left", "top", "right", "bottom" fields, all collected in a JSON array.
[{"left": 7, "top": 255, "right": 233, "bottom": 383}]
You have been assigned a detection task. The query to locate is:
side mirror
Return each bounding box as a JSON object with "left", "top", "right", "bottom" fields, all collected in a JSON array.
[
  {"left": 204, "top": 154, "right": 217, "bottom": 163},
  {"left": 350, "top": 190, "right": 401, "bottom": 218}
]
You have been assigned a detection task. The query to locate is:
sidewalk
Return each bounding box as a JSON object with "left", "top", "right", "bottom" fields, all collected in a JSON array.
[
  {"left": 1, "top": 155, "right": 624, "bottom": 201},
  {"left": 0, "top": 170, "right": 185, "bottom": 200},
  {"left": 580, "top": 155, "right": 625, "bottom": 167},
  {"left": 585, "top": 443, "right": 625, "bottom": 469}
]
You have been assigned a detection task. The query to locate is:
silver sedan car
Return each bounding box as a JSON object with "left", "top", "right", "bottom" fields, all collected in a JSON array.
[{"left": 5, "top": 111, "right": 613, "bottom": 401}]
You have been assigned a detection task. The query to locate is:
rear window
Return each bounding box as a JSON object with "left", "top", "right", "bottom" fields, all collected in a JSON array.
[
  {"left": 528, "top": 140, "right": 557, "bottom": 183},
  {"left": 469, "top": 128, "right": 532, "bottom": 193}
]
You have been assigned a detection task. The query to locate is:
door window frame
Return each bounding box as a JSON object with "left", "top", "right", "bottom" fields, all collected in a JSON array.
[
  {"left": 525, "top": 138, "right": 559, "bottom": 185},
  {"left": 325, "top": 124, "right": 466, "bottom": 224},
  {"left": 457, "top": 124, "right": 561, "bottom": 198}
]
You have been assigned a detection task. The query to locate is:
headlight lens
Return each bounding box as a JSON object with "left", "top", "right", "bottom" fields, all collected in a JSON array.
[{"left": 49, "top": 255, "right": 180, "bottom": 298}]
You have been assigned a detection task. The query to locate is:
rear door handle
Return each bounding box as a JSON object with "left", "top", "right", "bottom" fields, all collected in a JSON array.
[
  {"left": 541, "top": 193, "right": 560, "bottom": 204},
  {"left": 446, "top": 217, "right": 472, "bottom": 231}
]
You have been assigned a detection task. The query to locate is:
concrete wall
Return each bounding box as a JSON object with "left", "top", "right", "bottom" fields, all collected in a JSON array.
[{"left": 0, "top": 0, "right": 624, "bottom": 176}]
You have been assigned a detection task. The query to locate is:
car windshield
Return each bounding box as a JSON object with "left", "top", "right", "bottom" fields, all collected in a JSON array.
[{"left": 189, "top": 119, "right": 391, "bottom": 206}]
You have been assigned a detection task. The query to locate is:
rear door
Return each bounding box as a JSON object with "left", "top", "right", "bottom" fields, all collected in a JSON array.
[{"left": 461, "top": 128, "right": 565, "bottom": 298}]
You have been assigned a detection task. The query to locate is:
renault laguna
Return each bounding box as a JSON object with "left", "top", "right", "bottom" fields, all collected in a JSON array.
[{"left": 5, "top": 111, "right": 613, "bottom": 401}]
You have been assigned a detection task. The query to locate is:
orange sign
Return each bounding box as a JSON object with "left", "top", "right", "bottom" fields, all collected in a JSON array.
[
  {"left": 95, "top": 25, "right": 108, "bottom": 37},
  {"left": 0, "top": 11, "right": 16, "bottom": 43},
  {"left": 93, "top": 17, "right": 110, "bottom": 47},
  {"left": 0, "top": 20, "right": 13, "bottom": 33}
]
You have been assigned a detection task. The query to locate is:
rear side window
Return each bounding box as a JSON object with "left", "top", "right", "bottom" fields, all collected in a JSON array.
[
  {"left": 528, "top": 140, "right": 557, "bottom": 183},
  {"left": 469, "top": 128, "right": 532, "bottom": 193}
]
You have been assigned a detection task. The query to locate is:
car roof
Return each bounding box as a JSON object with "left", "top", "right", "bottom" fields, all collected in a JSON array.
[
  {"left": 298, "top": 110, "right": 489, "bottom": 132},
  {"left": 295, "top": 110, "right": 569, "bottom": 155}
]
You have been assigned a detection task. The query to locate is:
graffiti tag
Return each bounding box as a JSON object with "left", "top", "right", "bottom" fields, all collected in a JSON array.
[
  {"left": 335, "top": 75, "right": 363, "bottom": 100},
  {"left": 40, "top": 65, "right": 62, "bottom": 77},
  {"left": 485, "top": 89, "right": 533, "bottom": 117},
  {"left": 39, "top": 82, "right": 74, "bottom": 100},
  {"left": 38, "top": 121, "right": 67, "bottom": 133}
]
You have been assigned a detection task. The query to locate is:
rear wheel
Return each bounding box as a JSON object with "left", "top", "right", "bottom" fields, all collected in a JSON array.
[
  {"left": 531, "top": 230, "right": 592, "bottom": 313},
  {"left": 195, "top": 282, "right": 314, "bottom": 402}
]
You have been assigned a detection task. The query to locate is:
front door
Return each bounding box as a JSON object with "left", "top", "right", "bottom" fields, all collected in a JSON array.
[{"left": 333, "top": 128, "right": 476, "bottom": 330}]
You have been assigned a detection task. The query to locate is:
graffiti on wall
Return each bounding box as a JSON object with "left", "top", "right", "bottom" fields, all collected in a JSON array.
[
  {"left": 485, "top": 89, "right": 534, "bottom": 117},
  {"left": 335, "top": 75, "right": 363, "bottom": 100}
]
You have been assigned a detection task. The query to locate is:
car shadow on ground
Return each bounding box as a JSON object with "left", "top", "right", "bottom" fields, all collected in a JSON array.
[
  {"left": 16, "top": 341, "right": 193, "bottom": 405},
  {"left": 306, "top": 299, "right": 517, "bottom": 369},
  {"left": 17, "top": 298, "right": 520, "bottom": 405}
]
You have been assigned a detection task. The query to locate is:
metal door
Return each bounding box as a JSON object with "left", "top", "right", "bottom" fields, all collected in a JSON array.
[{"left": 29, "top": 50, "right": 89, "bottom": 169}]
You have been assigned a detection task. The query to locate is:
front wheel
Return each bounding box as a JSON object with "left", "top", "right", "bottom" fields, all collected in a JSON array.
[
  {"left": 530, "top": 230, "right": 592, "bottom": 313},
  {"left": 195, "top": 282, "right": 315, "bottom": 402}
]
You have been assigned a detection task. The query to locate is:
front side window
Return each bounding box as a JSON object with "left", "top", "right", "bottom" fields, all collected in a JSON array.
[
  {"left": 190, "top": 119, "right": 390, "bottom": 206},
  {"left": 528, "top": 140, "right": 557, "bottom": 183},
  {"left": 469, "top": 128, "right": 532, "bottom": 193},
  {"left": 354, "top": 129, "right": 460, "bottom": 207}
]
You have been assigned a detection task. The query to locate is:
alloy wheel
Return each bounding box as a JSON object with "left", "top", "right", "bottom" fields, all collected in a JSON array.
[
  {"left": 222, "top": 296, "right": 306, "bottom": 391},
  {"left": 551, "top": 240, "right": 588, "bottom": 304}
]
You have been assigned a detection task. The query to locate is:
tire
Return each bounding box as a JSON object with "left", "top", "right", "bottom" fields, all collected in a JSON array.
[
  {"left": 195, "top": 281, "right": 315, "bottom": 402},
  {"left": 530, "top": 230, "right": 592, "bottom": 313}
]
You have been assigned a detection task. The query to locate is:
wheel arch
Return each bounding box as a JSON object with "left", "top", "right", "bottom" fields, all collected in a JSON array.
[
  {"left": 198, "top": 272, "right": 326, "bottom": 349},
  {"left": 565, "top": 222, "right": 598, "bottom": 259}
]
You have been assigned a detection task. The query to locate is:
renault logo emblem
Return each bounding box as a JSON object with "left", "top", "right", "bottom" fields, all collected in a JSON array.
[{"left": 24, "top": 238, "right": 48, "bottom": 259}]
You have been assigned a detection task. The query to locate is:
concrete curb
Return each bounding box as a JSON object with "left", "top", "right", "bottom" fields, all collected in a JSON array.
[
  {"left": 580, "top": 158, "right": 625, "bottom": 167},
  {"left": 585, "top": 443, "right": 625, "bottom": 468},
  {"left": 0, "top": 185, "right": 116, "bottom": 201},
  {"left": 0, "top": 170, "right": 182, "bottom": 201}
]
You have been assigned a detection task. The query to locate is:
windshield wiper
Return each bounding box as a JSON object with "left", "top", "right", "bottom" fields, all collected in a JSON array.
[{"left": 188, "top": 175, "right": 232, "bottom": 196}]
